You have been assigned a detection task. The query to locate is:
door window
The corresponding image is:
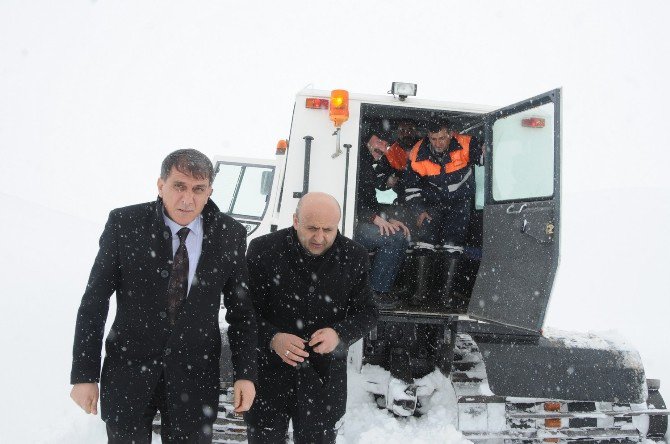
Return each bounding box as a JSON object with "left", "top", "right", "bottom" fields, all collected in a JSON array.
[
  {"left": 491, "top": 102, "right": 555, "bottom": 201},
  {"left": 211, "top": 164, "right": 243, "bottom": 213},
  {"left": 211, "top": 162, "right": 274, "bottom": 220},
  {"left": 231, "top": 166, "right": 273, "bottom": 218}
]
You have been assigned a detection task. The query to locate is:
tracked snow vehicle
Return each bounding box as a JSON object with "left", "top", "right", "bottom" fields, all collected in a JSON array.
[{"left": 206, "top": 85, "right": 669, "bottom": 442}]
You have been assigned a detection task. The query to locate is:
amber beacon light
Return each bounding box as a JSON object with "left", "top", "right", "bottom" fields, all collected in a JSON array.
[{"left": 329, "top": 89, "right": 349, "bottom": 128}]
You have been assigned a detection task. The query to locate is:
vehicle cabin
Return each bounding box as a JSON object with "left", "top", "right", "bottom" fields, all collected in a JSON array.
[{"left": 212, "top": 85, "right": 561, "bottom": 334}]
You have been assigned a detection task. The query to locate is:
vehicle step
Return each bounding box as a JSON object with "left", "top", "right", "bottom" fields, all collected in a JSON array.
[{"left": 451, "top": 373, "right": 483, "bottom": 383}]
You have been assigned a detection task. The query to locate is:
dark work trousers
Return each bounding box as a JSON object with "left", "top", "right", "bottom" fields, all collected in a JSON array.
[
  {"left": 106, "top": 371, "right": 214, "bottom": 444},
  {"left": 245, "top": 367, "right": 340, "bottom": 444},
  {"left": 416, "top": 198, "right": 472, "bottom": 246}
]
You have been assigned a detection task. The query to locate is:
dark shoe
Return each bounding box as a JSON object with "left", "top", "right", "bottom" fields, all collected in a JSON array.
[
  {"left": 373, "top": 291, "right": 400, "bottom": 309},
  {"left": 409, "top": 254, "right": 433, "bottom": 306}
]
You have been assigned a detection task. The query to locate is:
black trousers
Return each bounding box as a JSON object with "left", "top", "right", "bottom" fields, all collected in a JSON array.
[
  {"left": 416, "top": 199, "right": 472, "bottom": 246},
  {"left": 245, "top": 368, "right": 340, "bottom": 444},
  {"left": 106, "top": 372, "right": 214, "bottom": 444},
  {"left": 246, "top": 420, "right": 337, "bottom": 444}
]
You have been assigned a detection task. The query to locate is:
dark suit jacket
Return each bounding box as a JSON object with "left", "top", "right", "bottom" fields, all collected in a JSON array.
[
  {"left": 244, "top": 227, "right": 378, "bottom": 428},
  {"left": 71, "top": 198, "right": 257, "bottom": 432}
]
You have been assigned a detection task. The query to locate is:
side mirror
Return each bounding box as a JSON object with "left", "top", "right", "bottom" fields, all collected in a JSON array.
[{"left": 260, "top": 170, "right": 274, "bottom": 196}]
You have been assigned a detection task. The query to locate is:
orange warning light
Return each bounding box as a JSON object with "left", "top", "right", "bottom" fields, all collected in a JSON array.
[
  {"left": 276, "top": 139, "right": 288, "bottom": 155},
  {"left": 329, "top": 89, "right": 349, "bottom": 128}
]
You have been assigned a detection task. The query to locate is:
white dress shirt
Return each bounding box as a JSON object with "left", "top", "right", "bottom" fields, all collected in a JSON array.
[{"left": 163, "top": 211, "right": 204, "bottom": 295}]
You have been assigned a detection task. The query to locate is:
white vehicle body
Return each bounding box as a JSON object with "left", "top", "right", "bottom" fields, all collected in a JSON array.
[{"left": 208, "top": 85, "right": 669, "bottom": 442}]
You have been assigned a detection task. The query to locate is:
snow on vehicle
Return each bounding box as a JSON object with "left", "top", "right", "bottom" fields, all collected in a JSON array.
[{"left": 206, "top": 84, "right": 669, "bottom": 442}]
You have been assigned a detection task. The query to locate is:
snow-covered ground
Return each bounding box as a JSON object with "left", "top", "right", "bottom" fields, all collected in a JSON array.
[{"left": 2, "top": 0, "right": 670, "bottom": 442}]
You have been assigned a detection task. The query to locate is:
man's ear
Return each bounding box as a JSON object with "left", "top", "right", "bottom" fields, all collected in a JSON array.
[
  {"left": 293, "top": 213, "right": 299, "bottom": 229},
  {"left": 157, "top": 178, "right": 164, "bottom": 197}
]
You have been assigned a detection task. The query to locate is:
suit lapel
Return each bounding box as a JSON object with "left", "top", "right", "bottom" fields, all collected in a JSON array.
[
  {"left": 191, "top": 216, "right": 220, "bottom": 292},
  {"left": 153, "top": 199, "right": 174, "bottom": 265}
]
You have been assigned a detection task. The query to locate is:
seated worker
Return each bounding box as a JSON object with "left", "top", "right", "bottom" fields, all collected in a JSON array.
[
  {"left": 404, "top": 118, "right": 484, "bottom": 306},
  {"left": 355, "top": 131, "right": 410, "bottom": 309},
  {"left": 375, "top": 119, "right": 420, "bottom": 200}
]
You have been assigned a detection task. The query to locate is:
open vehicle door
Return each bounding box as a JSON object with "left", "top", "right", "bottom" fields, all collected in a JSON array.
[
  {"left": 467, "top": 91, "right": 647, "bottom": 403},
  {"left": 211, "top": 156, "right": 276, "bottom": 239},
  {"left": 468, "top": 89, "right": 561, "bottom": 333}
]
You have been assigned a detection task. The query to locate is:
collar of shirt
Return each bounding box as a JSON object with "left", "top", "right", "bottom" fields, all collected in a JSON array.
[{"left": 162, "top": 211, "right": 203, "bottom": 240}]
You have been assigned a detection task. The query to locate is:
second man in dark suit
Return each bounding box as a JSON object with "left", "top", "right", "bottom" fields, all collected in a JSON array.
[{"left": 244, "top": 192, "right": 379, "bottom": 443}]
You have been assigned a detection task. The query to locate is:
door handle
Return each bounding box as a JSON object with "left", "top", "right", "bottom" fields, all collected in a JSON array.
[
  {"left": 521, "top": 218, "right": 529, "bottom": 233},
  {"left": 506, "top": 203, "right": 527, "bottom": 214}
]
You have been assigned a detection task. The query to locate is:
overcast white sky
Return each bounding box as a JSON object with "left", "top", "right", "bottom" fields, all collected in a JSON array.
[
  {"left": 1, "top": 2, "right": 670, "bottom": 440},
  {"left": 2, "top": 0, "right": 669, "bottom": 223}
]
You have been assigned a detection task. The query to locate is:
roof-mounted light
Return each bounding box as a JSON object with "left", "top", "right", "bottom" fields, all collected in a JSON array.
[
  {"left": 305, "top": 97, "right": 329, "bottom": 109},
  {"left": 276, "top": 139, "right": 288, "bottom": 155},
  {"left": 389, "top": 82, "right": 417, "bottom": 101},
  {"left": 329, "top": 89, "right": 349, "bottom": 128}
]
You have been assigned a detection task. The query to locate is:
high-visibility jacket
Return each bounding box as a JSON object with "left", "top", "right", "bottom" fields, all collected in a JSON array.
[
  {"left": 404, "top": 133, "right": 482, "bottom": 214},
  {"left": 385, "top": 142, "right": 408, "bottom": 171},
  {"left": 409, "top": 133, "right": 472, "bottom": 176},
  {"left": 374, "top": 142, "right": 409, "bottom": 194}
]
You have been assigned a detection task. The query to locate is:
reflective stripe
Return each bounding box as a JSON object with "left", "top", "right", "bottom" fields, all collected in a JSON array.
[
  {"left": 441, "top": 245, "right": 464, "bottom": 254},
  {"left": 447, "top": 168, "right": 472, "bottom": 192},
  {"left": 405, "top": 193, "right": 421, "bottom": 201},
  {"left": 412, "top": 241, "right": 436, "bottom": 251},
  {"left": 405, "top": 188, "right": 421, "bottom": 193}
]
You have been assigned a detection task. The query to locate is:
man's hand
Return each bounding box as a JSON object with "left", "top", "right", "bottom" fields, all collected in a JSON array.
[
  {"left": 233, "top": 379, "right": 256, "bottom": 413},
  {"left": 416, "top": 211, "right": 432, "bottom": 228},
  {"left": 388, "top": 219, "right": 410, "bottom": 237},
  {"left": 271, "top": 332, "right": 309, "bottom": 367},
  {"left": 373, "top": 215, "right": 399, "bottom": 236},
  {"left": 70, "top": 383, "right": 99, "bottom": 415},
  {"left": 385, "top": 174, "right": 399, "bottom": 189},
  {"left": 309, "top": 328, "right": 340, "bottom": 354}
]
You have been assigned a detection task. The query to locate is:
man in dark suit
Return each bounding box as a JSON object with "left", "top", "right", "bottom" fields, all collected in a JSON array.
[
  {"left": 244, "top": 192, "right": 378, "bottom": 443},
  {"left": 70, "top": 149, "right": 258, "bottom": 443}
]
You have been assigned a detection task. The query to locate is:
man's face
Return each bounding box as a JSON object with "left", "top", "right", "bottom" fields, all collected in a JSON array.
[
  {"left": 428, "top": 128, "right": 452, "bottom": 153},
  {"left": 292, "top": 204, "right": 340, "bottom": 256},
  {"left": 367, "top": 134, "right": 389, "bottom": 161},
  {"left": 396, "top": 122, "right": 417, "bottom": 149},
  {"left": 157, "top": 166, "right": 212, "bottom": 226}
]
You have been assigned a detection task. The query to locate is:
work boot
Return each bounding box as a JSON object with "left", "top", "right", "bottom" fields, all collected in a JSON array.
[
  {"left": 409, "top": 254, "right": 433, "bottom": 306},
  {"left": 438, "top": 257, "right": 460, "bottom": 307},
  {"left": 373, "top": 291, "right": 400, "bottom": 310}
]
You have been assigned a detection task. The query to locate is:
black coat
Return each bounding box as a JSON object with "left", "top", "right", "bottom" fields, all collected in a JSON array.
[
  {"left": 357, "top": 147, "right": 383, "bottom": 223},
  {"left": 244, "top": 228, "right": 378, "bottom": 428},
  {"left": 70, "top": 198, "right": 258, "bottom": 432}
]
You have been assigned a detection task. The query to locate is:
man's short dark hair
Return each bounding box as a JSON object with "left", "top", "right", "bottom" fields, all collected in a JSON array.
[
  {"left": 161, "top": 149, "right": 214, "bottom": 185},
  {"left": 366, "top": 127, "right": 392, "bottom": 144},
  {"left": 427, "top": 118, "right": 451, "bottom": 134}
]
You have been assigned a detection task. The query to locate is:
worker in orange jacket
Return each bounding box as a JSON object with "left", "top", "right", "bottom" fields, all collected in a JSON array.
[{"left": 404, "top": 119, "right": 484, "bottom": 306}]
